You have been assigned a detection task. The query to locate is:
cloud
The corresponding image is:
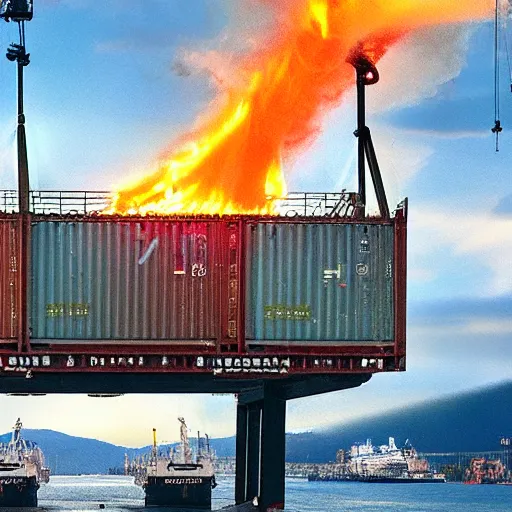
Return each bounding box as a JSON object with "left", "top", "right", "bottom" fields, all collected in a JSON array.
[
  {"left": 408, "top": 295, "right": 512, "bottom": 341},
  {"left": 398, "top": 128, "right": 489, "bottom": 139},
  {"left": 494, "top": 193, "right": 512, "bottom": 216},
  {"left": 412, "top": 205, "right": 512, "bottom": 295},
  {"left": 370, "top": 123, "right": 433, "bottom": 208},
  {"left": 408, "top": 267, "right": 437, "bottom": 283},
  {"left": 369, "top": 24, "right": 474, "bottom": 114},
  {"left": 409, "top": 295, "right": 512, "bottom": 323},
  {"left": 463, "top": 319, "right": 512, "bottom": 334}
]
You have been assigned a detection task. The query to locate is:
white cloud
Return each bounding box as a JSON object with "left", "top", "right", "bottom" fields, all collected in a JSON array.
[
  {"left": 412, "top": 205, "right": 512, "bottom": 295},
  {"left": 370, "top": 123, "right": 433, "bottom": 208},
  {"left": 463, "top": 319, "right": 512, "bottom": 334},
  {"left": 369, "top": 24, "right": 474, "bottom": 114},
  {"left": 408, "top": 267, "right": 437, "bottom": 283},
  {"left": 398, "top": 128, "right": 489, "bottom": 140}
]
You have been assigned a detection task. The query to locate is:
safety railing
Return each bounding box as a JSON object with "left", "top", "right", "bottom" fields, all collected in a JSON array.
[
  {"left": 0, "top": 190, "right": 360, "bottom": 218},
  {"left": 0, "top": 190, "right": 113, "bottom": 215}
]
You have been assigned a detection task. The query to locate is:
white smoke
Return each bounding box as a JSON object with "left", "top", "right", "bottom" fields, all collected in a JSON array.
[{"left": 369, "top": 24, "right": 475, "bottom": 114}]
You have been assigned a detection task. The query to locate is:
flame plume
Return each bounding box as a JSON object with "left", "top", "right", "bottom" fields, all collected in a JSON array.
[{"left": 106, "top": 0, "right": 493, "bottom": 216}]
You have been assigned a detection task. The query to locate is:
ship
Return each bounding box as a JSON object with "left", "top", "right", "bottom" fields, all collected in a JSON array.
[
  {"left": 126, "top": 417, "right": 217, "bottom": 509},
  {"left": 308, "top": 437, "right": 445, "bottom": 483},
  {"left": 0, "top": 418, "right": 51, "bottom": 507}
]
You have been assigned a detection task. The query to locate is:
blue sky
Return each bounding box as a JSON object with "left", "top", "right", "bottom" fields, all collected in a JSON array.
[{"left": 0, "top": 1, "right": 511, "bottom": 446}]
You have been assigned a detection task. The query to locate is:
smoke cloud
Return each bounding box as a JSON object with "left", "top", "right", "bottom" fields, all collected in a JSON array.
[{"left": 369, "top": 24, "right": 475, "bottom": 114}]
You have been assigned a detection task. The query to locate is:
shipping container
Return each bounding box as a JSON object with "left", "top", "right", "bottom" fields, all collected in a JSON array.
[
  {"left": 0, "top": 217, "right": 19, "bottom": 341},
  {"left": 30, "top": 219, "right": 240, "bottom": 344},
  {"left": 244, "top": 222, "right": 395, "bottom": 345}
]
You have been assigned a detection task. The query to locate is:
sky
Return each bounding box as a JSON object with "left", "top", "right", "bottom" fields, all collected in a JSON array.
[{"left": 0, "top": 1, "right": 511, "bottom": 447}]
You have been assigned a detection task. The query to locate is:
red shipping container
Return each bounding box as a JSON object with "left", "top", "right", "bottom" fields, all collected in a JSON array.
[{"left": 0, "top": 216, "right": 19, "bottom": 342}]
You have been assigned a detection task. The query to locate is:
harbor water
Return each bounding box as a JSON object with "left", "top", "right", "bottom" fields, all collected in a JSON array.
[{"left": 31, "top": 474, "right": 511, "bottom": 511}]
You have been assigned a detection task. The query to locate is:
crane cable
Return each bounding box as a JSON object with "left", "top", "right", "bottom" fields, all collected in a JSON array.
[{"left": 492, "top": 0, "right": 502, "bottom": 152}]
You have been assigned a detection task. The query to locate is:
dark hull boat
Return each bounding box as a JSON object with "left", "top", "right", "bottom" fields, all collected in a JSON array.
[
  {"left": 127, "top": 418, "right": 216, "bottom": 509},
  {"left": 307, "top": 473, "right": 445, "bottom": 483},
  {"left": 144, "top": 475, "right": 214, "bottom": 509},
  {"left": 348, "top": 475, "right": 445, "bottom": 483},
  {"left": 0, "top": 473, "right": 38, "bottom": 507},
  {"left": 0, "top": 419, "right": 50, "bottom": 508}
]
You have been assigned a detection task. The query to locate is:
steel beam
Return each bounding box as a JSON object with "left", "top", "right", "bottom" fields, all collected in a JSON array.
[{"left": 0, "top": 373, "right": 371, "bottom": 396}]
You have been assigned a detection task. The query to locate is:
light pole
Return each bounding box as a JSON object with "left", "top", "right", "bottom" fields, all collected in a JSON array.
[
  {"left": 1, "top": 1, "right": 33, "bottom": 351},
  {"left": 1, "top": 0, "right": 33, "bottom": 213}
]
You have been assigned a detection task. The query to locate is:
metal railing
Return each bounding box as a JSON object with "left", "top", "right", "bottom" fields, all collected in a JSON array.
[
  {"left": 273, "top": 191, "right": 359, "bottom": 218},
  {"left": 0, "top": 190, "right": 360, "bottom": 218},
  {"left": 0, "top": 190, "right": 113, "bottom": 215}
]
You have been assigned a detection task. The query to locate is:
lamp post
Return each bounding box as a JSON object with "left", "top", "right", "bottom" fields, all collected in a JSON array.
[
  {"left": 2, "top": 0, "right": 33, "bottom": 213},
  {"left": 2, "top": 1, "right": 33, "bottom": 351}
]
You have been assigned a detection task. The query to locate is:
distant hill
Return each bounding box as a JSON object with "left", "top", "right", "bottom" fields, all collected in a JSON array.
[
  {"left": 1, "top": 380, "right": 511, "bottom": 472},
  {"left": 285, "top": 380, "right": 512, "bottom": 462}
]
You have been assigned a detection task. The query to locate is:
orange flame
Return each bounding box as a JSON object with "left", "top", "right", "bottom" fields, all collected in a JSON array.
[{"left": 106, "top": 0, "right": 493, "bottom": 216}]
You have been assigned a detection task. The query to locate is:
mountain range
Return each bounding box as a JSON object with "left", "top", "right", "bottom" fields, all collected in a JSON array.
[{"left": 1, "top": 380, "right": 510, "bottom": 473}]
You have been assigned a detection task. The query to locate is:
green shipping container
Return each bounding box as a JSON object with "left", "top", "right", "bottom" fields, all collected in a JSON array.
[{"left": 245, "top": 222, "right": 394, "bottom": 345}]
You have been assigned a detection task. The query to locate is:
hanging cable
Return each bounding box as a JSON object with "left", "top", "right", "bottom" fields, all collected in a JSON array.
[{"left": 492, "top": 0, "right": 503, "bottom": 151}]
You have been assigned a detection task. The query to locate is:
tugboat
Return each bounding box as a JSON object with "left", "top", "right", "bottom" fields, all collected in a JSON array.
[
  {"left": 0, "top": 418, "right": 50, "bottom": 507},
  {"left": 127, "top": 417, "right": 216, "bottom": 509}
]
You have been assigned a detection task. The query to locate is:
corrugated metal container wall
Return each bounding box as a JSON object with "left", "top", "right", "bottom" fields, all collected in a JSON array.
[
  {"left": 30, "top": 219, "right": 238, "bottom": 342},
  {"left": 245, "top": 222, "right": 394, "bottom": 344},
  {"left": 0, "top": 217, "right": 19, "bottom": 340}
]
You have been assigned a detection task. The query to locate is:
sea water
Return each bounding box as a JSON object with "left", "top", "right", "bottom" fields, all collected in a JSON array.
[{"left": 33, "top": 474, "right": 511, "bottom": 511}]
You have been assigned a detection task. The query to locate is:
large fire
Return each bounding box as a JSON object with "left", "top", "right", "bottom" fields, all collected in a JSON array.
[{"left": 106, "top": 0, "right": 493, "bottom": 216}]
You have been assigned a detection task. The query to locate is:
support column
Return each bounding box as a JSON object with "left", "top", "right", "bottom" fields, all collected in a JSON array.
[
  {"left": 235, "top": 401, "right": 263, "bottom": 506},
  {"left": 235, "top": 385, "right": 286, "bottom": 511},
  {"left": 246, "top": 404, "right": 261, "bottom": 501},
  {"left": 235, "top": 402, "right": 248, "bottom": 505},
  {"left": 260, "top": 392, "right": 286, "bottom": 511}
]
